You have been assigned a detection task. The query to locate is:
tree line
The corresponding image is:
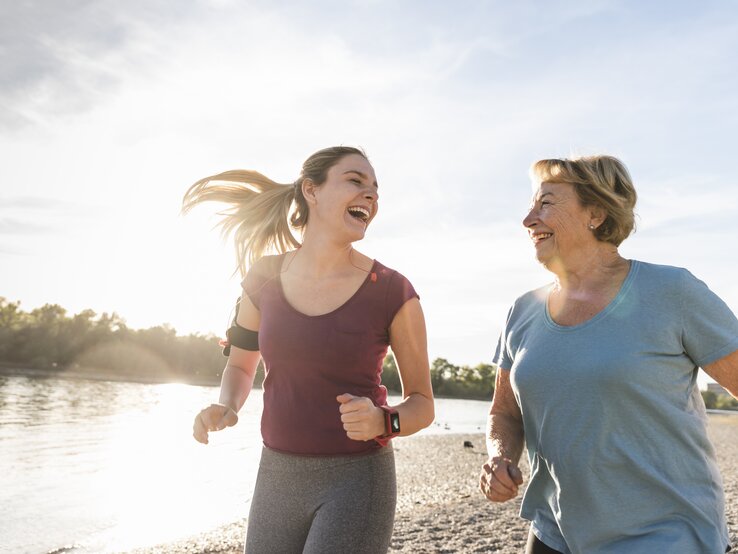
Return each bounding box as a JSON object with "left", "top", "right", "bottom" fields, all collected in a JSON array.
[
  {"left": 0, "top": 297, "right": 497, "bottom": 399},
  {"left": 3, "top": 297, "right": 733, "bottom": 409}
]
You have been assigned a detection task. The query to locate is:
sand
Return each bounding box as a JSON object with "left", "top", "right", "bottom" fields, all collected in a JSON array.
[{"left": 126, "top": 414, "right": 738, "bottom": 553}]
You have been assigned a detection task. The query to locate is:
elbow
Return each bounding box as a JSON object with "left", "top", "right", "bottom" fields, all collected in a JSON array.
[
  {"left": 226, "top": 361, "right": 257, "bottom": 381},
  {"left": 418, "top": 394, "right": 435, "bottom": 430},
  {"left": 422, "top": 410, "right": 435, "bottom": 430}
]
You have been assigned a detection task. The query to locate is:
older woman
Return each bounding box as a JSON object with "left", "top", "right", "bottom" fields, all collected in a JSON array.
[{"left": 479, "top": 155, "right": 738, "bottom": 554}]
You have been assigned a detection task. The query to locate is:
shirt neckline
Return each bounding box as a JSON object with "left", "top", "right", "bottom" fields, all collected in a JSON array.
[
  {"left": 276, "top": 258, "right": 379, "bottom": 319},
  {"left": 543, "top": 260, "right": 640, "bottom": 332}
]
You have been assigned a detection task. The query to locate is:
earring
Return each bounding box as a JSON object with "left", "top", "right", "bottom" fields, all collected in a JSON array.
[{"left": 588, "top": 223, "right": 595, "bottom": 230}]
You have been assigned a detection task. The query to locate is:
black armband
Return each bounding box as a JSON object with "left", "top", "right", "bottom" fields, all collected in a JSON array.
[
  {"left": 224, "top": 324, "right": 259, "bottom": 353},
  {"left": 221, "top": 296, "right": 259, "bottom": 356}
]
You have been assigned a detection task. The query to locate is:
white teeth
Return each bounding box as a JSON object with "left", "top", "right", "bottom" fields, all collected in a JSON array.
[
  {"left": 532, "top": 233, "right": 552, "bottom": 242},
  {"left": 347, "top": 206, "right": 370, "bottom": 220}
]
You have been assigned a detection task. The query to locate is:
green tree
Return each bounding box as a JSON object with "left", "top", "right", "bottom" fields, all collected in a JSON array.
[
  {"left": 701, "top": 390, "right": 717, "bottom": 409},
  {"left": 715, "top": 395, "right": 738, "bottom": 410},
  {"left": 0, "top": 297, "right": 500, "bottom": 396},
  {"left": 381, "top": 352, "right": 401, "bottom": 393}
]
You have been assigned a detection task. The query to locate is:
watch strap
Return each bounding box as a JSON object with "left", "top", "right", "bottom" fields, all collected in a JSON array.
[{"left": 374, "top": 405, "right": 400, "bottom": 446}]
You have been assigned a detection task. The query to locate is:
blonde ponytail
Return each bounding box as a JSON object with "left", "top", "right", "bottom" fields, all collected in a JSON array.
[
  {"left": 183, "top": 146, "right": 368, "bottom": 276},
  {"left": 182, "top": 170, "right": 300, "bottom": 275}
]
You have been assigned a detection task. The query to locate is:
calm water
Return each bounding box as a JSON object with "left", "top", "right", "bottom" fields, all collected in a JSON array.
[{"left": 0, "top": 375, "right": 489, "bottom": 554}]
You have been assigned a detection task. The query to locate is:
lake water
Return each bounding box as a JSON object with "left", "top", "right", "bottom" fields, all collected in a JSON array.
[{"left": 0, "top": 375, "right": 490, "bottom": 554}]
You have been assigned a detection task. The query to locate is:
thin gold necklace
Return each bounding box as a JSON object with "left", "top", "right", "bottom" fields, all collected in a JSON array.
[{"left": 281, "top": 246, "right": 375, "bottom": 280}]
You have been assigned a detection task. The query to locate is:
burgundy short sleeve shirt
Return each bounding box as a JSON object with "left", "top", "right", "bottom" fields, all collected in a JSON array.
[{"left": 242, "top": 255, "right": 419, "bottom": 455}]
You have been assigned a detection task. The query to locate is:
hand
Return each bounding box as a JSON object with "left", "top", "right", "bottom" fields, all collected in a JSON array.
[
  {"left": 193, "top": 404, "right": 238, "bottom": 444},
  {"left": 480, "top": 456, "right": 524, "bottom": 503},
  {"left": 336, "top": 393, "right": 385, "bottom": 441}
]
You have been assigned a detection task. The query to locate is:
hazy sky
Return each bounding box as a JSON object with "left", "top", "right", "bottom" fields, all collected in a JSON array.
[{"left": 2, "top": 0, "right": 737, "bottom": 370}]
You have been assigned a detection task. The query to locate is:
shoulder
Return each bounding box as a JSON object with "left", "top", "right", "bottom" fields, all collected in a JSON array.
[
  {"left": 249, "top": 253, "right": 285, "bottom": 279},
  {"left": 240, "top": 253, "right": 285, "bottom": 295},
  {"left": 512, "top": 283, "right": 550, "bottom": 310},
  {"left": 372, "top": 259, "right": 403, "bottom": 277},
  {"left": 370, "top": 260, "right": 420, "bottom": 320},
  {"left": 632, "top": 260, "right": 690, "bottom": 284},
  {"left": 499, "top": 284, "right": 550, "bottom": 329},
  {"left": 630, "top": 260, "right": 709, "bottom": 299},
  {"left": 372, "top": 260, "right": 415, "bottom": 289}
]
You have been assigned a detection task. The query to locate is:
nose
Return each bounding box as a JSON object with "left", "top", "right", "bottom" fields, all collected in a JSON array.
[
  {"left": 523, "top": 207, "right": 537, "bottom": 228},
  {"left": 363, "top": 187, "right": 379, "bottom": 202}
]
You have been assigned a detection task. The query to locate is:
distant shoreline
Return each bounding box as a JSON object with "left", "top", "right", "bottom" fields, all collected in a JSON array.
[
  {"left": 0, "top": 364, "right": 222, "bottom": 387},
  {"left": 3, "top": 365, "right": 736, "bottom": 410}
]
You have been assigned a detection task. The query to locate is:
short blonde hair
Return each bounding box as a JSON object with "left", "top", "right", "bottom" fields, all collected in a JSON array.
[{"left": 530, "top": 155, "right": 637, "bottom": 246}]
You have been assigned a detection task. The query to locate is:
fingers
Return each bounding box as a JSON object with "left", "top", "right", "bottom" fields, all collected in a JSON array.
[
  {"left": 479, "top": 457, "right": 524, "bottom": 503},
  {"left": 192, "top": 404, "right": 238, "bottom": 444},
  {"left": 336, "top": 393, "right": 357, "bottom": 406},
  {"left": 215, "top": 405, "right": 239, "bottom": 430},
  {"left": 193, "top": 411, "right": 209, "bottom": 444},
  {"left": 336, "top": 394, "right": 382, "bottom": 441},
  {"left": 336, "top": 394, "right": 370, "bottom": 413},
  {"left": 508, "top": 464, "right": 524, "bottom": 486}
]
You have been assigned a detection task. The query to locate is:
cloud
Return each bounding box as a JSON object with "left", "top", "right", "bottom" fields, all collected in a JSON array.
[
  {"left": 2, "top": 0, "right": 738, "bottom": 367},
  {"left": 0, "top": 0, "right": 208, "bottom": 130},
  {"left": 0, "top": 196, "right": 98, "bottom": 238},
  {"left": 0, "top": 217, "right": 53, "bottom": 235},
  {"left": 0, "top": 196, "right": 71, "bottom": 209}
]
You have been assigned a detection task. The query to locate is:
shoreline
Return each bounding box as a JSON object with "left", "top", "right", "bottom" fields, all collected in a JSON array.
[
  {"left": 0, "top": 367, "right": 498, "bottom": 402},
  {"left": 125, "top": 415, "right": 738, "bottom": 553},
  {"left": 0, "top": 365, "right": 222, "bottom": 387}
]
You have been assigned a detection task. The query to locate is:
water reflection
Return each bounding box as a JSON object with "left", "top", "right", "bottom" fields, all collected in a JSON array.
[
  {"left": 0, "top": 375, "right": 263, "bottom": 554},
  {"left": 0, "top": 375, "right": 489, "bottom": 553}
]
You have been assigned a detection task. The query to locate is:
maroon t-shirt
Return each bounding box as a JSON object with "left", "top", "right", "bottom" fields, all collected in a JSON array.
[{"left": 242, "top": 254, "right": 418, "bottom": 456}]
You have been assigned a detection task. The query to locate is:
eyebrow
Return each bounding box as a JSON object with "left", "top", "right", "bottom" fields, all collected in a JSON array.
[
  {"left": 529, "top": 191, "right": 554, "bottom": 208},
  {"left": 343, "top": 170, "right": 379, "bottom": 188}
]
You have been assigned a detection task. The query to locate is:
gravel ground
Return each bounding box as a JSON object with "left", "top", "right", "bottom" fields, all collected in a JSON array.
[{"left": 126, "top": 414, "right": 738, "bottom": 554}]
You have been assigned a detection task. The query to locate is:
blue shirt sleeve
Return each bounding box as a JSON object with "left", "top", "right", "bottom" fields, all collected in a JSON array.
[
  {"left": 679, "top": 269, "right": 738, "bottom": 367},
  {"left": 494, "top": 305, "right": 515, "bottom": 371}
]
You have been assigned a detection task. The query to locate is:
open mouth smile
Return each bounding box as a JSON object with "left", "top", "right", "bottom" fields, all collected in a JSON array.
[
  {"left": 347, "top": 206, "right": 371, "bottom": 224},
  {"left": 531, "top": 232, "right": 552, "bottom": 244}
]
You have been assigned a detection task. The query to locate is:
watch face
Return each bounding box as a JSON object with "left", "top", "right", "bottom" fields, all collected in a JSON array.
[{"left": 390, "top": 412, "right": 400, "bottom": 433}]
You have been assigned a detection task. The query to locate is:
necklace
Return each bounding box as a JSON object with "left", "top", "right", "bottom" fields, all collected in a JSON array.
[{"left": 281, "top": 246, "right": 376, "bottom": 282}]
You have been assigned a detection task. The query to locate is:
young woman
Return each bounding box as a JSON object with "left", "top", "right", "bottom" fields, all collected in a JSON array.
[{"left": 184, "top": 146, "right": 434, "bottom": 553}]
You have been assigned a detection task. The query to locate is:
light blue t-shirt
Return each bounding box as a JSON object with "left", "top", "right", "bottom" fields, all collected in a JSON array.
[{"left": 495, "top": 261, "right": 738, "bottom": 554}]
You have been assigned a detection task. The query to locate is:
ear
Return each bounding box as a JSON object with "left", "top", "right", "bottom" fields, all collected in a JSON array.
[
  {"left": 589, "top": 205, "right": 607, "bottom": 229},
  {"left": 302, "top": 178, "right": 318, "bottom": 206}
]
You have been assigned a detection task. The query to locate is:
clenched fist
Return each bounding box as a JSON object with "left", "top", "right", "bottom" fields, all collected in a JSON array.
[
  {"left": 336, "top": 393, "right": 385, "bottom": 441},
  {"left": 193, "top": 404, "right": 238, "bottom": 444},
  {"left": 480, "top": 456, "right": 524, "bottom": 502}
]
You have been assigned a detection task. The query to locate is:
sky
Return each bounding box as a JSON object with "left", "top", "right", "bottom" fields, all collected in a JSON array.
[{"left": 2, "top": 0, "right": 738, "bottom": 374}]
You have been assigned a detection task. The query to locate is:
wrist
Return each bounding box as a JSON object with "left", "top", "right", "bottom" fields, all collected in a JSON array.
[{"left": 374, "top": 405, "right": 400, "bottom": 446}]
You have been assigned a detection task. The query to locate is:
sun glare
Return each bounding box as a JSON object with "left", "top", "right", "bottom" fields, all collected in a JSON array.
[{"left": 88, "top": 383, "right": 262, "bottom": 551}]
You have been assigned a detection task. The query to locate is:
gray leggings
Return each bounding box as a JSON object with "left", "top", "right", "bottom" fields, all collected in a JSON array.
[{"left": 245, "top": 445, "right": 396, "bottom": 554}]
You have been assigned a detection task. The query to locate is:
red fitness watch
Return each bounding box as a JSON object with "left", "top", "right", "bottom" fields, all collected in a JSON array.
[{"left": 374, "top": 405, "right": 400, "bottom": 446}]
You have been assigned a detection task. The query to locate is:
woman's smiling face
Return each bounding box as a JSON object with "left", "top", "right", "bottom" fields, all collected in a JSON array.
[
  {"left": 523, "top": 181, "right": 597, "bottom": 269},
  {"left": 307, "top": 153, "right": 379, "bottom": 242}
]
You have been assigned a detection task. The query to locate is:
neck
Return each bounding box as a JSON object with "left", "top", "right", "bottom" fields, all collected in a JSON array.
[
  {"left": 548, "top": 244, "right": 628, "bottom": 293},
  {"left": 290, "top": 229, "right": 356, "bottom": 278}
]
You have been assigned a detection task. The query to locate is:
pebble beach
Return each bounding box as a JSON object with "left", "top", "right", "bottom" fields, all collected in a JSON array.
[{"left": 127, "top": 414, "right": 738, "bottom": 554}]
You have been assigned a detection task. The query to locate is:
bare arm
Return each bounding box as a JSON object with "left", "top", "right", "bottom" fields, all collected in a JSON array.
[
  {"left": 217, "top": 292, "right": 262, "bottom": 413},
  {"left": 480, "top": 368, "right": 525, "bottom": 502},
  {"left": 193, "top": 291, "right": 261, "bottom": 444},
  {"left": 338, "top": 298, "right": 435, "bottom": 440},
  {"left": 702, "top": 348, "right": 738, "bottom": 400},
  {"left": 387, "top": 297, "right": 435, "bottom": 435},
  {"left": 486, "top": 369, "right": 525, "bottom": 461}
]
